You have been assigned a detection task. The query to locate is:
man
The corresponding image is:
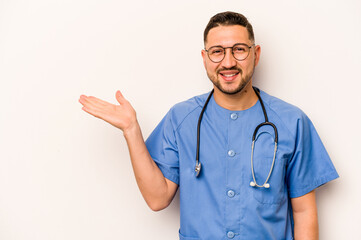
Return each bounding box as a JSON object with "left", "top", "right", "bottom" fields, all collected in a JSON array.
[{"left": 79, "top": 11, "right": 338, "bottom": 240}]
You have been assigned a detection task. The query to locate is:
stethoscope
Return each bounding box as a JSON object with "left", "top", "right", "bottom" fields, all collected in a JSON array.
[{"left": 195, "top": 87, "right": 278, "bottom": 188}]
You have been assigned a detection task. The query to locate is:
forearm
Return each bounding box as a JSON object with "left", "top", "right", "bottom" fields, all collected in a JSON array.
[
  {"left": 292, "top": 191, "right": 319, "bottom": 240},
  {"left": 293, "top": 209, "right": 318, "bottom": 239},
  {"left": 123, "top": 122, "right": 176, "bottom": 211}
]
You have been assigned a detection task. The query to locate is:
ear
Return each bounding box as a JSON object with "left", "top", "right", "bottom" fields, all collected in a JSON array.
[
  {"left": 201, "top": 49, "right": 207, "bottom": 69},
  {"left": 254, "top": 45, "right": 261, "bottom": 67}
]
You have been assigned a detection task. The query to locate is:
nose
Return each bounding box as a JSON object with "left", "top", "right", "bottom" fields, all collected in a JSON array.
[{"left": 221, "top": 48, "right": 237, "bottom": 68}]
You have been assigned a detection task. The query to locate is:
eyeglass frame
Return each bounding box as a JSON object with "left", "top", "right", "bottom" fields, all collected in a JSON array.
[{"left": 204, "top": 43, "right": 255, "bottom": 63}]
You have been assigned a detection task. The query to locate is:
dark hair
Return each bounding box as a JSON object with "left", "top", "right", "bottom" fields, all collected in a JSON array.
[{"left": 204, "top": 11, "right": 255, "bottom": 44}]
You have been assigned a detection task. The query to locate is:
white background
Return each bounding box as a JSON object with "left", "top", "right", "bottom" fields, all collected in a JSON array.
[{"left": 1, "top": 0, "right": 360, "bottom": 239}]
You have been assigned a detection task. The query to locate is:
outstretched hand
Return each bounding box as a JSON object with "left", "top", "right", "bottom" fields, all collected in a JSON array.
[{"left": 79, "top": 91, "right": 137, "bottom": 132}]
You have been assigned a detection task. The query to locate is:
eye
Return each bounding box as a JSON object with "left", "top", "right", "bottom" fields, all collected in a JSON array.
[
  {"left": 209, "top": 48, "right": 223, "bottom": 55},
  {"left": 233, "top": 46, "right": 246, "bottom": 52}
]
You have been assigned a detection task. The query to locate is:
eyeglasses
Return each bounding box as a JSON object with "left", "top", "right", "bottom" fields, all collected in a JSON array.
[{"left": 205, "top": 43, "right": 255, "bottom": 63}]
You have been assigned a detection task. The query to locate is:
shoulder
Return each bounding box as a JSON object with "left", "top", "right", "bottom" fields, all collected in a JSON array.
[
  {"left": 259, "top": 89, "right": 310, "bottom": 137},
  {"left": 260, "top": 90, "right": 305, "bottom": 117},
  {"left": 167, "top": 92, "right": 210, "bottom": 130}
]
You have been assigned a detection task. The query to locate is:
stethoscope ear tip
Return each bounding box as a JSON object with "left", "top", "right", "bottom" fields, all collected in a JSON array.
[{"left": 250, "top": 181, "right": 270, "bottom": 188}]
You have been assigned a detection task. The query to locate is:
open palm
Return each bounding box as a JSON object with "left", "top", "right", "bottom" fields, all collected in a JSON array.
[{"left": 79, "top": 90, "right": 137, "bottom": 132}]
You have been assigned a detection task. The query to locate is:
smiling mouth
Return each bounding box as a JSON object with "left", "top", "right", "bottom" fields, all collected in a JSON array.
[
  {"left": 219, "top": 72, "right": 240, "bottom": 81},
  {"left": 220, "top": 73, "right": 239, "bottom": 77}
]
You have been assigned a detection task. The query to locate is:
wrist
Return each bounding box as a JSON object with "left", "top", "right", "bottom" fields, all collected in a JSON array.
[{"left": 123, "top": 121, "right": 141, "bottom": 138}]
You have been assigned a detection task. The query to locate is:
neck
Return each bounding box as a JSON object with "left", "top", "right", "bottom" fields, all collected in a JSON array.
[{"left": 213, "top": 82, "right": 258, "bottom": 111}]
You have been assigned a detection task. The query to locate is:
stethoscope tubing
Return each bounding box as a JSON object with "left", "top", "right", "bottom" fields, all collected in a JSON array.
[{"left": 195, "top": 89, "right": 214, "bottom": 177}]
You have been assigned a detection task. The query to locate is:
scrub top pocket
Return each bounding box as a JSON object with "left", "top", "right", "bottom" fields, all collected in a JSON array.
[
  {"left": 250, "top": 129, "right": 286, "bottom": 204},
  {"left": 250, "top": 157, "right": 286, "bottom": 205}
]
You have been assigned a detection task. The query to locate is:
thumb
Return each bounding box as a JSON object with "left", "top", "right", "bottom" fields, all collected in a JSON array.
[{"left": 116, "top": 90, "right": 126, "bottom": 104}]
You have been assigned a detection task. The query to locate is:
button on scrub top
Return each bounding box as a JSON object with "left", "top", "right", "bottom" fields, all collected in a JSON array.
[{"left": 145, "top": 89, "right": 339, "bottom": 240}]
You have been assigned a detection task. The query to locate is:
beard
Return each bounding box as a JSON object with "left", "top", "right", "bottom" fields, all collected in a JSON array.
[{"left": 207, "top": 65, "right": 255, "bottom": 95}]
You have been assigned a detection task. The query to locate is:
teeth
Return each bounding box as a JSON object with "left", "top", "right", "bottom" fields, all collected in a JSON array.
[{"left": 223, "top": 73, "right": 237, "bottom": 77}]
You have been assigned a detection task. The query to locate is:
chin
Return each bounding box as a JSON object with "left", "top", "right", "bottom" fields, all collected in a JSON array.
[
  {"left": 217, "top": 80, "right": 251, "bottom": 95},
  {"left": 217, "top": 86, "right": 243, "bottom": 95}
]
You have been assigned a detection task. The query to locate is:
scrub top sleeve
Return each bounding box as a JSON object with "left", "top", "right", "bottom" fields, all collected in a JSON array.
[
  {"left": 145, "top": 110, "right": 180, "bottom": 185},
  {"left": 286, "top": 113, "right": 339, "bottom": 198}
]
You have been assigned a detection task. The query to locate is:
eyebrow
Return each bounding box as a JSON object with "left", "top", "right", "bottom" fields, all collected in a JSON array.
[{"left": 206, "top": 43, "right": 250, "bottom": 49}]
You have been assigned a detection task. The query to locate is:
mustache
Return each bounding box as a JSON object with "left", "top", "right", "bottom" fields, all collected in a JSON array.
[{"left": 216, "top": 67, "right": 242, "bottom": 74}]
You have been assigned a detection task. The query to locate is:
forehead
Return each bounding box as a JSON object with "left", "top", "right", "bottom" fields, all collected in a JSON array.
[{"left": 206, "top": 25, "right": 250, "bottom": 48}]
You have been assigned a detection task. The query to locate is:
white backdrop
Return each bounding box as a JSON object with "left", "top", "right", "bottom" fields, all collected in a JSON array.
[{"left": 1, "top": 0, "right": 360, "bottom": 239}]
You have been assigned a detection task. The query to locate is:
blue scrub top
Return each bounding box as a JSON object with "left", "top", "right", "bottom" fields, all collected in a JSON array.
[{"left": 145, "top": 89, "right": 338, "bottom": 240}]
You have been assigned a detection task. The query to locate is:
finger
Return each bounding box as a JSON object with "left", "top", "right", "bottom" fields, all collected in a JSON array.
[
  {"left": 79, "top": 97, "right": 104, "bottom": 116},
  {"left": 79, "top": 95, "right": 88, "bottom": 101},
  {"left": 79, "top": 94, "right": 109, "bottom": 106},
  {"left": 116, "top": 90, "right": 126, "bottom": 104},
  {"left": 87, "top": 96, "right": 110, "bottom": 106},
  {"left": 79, "top": 95, "right": 91, "bottom": 106},
  {"left": 79, "top": 96, "right": 99, "bottom": 109},
  {"left": 82, "top": 95, "right": 110, "bottom": 109},
  {"left": 82, "top": 105, "right": 116, "bottom": 124},
  {"left": 81, "top": 106, "right": 100, "bottom": 118}
]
